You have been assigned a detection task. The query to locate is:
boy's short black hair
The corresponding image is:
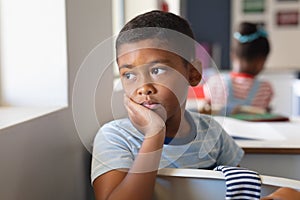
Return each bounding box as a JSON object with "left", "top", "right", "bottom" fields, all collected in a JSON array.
[
  {"left": 232, "top": 22, "right": 270, "bottom": 62},
  {"left": 116, "top": 10, "right": 195, "bottom": 61}
]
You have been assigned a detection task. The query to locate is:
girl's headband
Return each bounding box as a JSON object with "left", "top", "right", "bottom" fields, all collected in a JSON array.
[{"left": 234, "top": 28, "right": 268, "bottom": 43}]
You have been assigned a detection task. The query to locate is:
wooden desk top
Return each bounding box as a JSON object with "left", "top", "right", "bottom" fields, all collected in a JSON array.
[{"left": 242, "top": 147, "right": 300, "bottom": 154}]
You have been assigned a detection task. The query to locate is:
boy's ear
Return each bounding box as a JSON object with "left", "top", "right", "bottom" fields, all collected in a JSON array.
[{"left": 188, "top": 59, "right": 202, "bottom": 86}]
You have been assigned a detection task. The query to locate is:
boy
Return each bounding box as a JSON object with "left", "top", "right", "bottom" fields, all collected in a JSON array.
[{"left": 91, "top": 10, "right": 244, "bottom": 200}]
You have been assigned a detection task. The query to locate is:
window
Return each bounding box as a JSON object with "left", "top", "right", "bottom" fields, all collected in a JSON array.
[
  {"left": 0, "top": 0, "right": 67, "bottom": 107},
  {"left": 0, "top": 0, "right": 68, "bottom": 128}
]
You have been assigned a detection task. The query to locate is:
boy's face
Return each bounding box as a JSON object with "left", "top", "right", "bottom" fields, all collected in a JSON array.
[{"left": 117, "top": 39, "right": 199, "bottom": 120}]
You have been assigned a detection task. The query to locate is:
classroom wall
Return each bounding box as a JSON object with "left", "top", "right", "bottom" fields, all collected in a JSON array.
[
  {"left": 185, "top": 0, "right": 231, "bottom": 69},
  {"left": 231, "top": 0, "right": 300, "bottom": 69},
  {"left": 0, "top": 0, "right": 113, "bottom": 199},
  {"left": 260, "top": 70, "right": 297, "bottom": 116}
]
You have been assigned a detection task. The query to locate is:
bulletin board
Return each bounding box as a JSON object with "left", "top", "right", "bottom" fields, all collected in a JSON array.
[{"left": 231, "top": 0, "right": 300, "bottom": 69}]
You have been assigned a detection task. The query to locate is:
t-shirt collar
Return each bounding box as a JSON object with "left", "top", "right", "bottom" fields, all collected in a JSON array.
[{"left": 230, "top": 72, "right": 255, "bottom": 79}]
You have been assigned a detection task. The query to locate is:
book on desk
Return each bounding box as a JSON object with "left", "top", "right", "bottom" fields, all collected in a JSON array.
[
  {"left": 227, "top": 105, "right": 290, "bottom": 122},
  {"left": 229, "top": 113, "right": 290, "bottom": 122}
]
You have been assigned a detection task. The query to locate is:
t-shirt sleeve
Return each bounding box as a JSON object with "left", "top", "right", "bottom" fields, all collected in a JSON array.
[
  {"left": 90, "top": 124, "right": 134, "bottom": 184},
  {"left": 215, "top": 122, "right": 244, "bottom": 166}
]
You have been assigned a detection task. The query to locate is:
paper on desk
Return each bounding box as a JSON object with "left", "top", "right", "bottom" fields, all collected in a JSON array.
[{"left": 213, "top": 116, "right": 286, "bottom": 141}]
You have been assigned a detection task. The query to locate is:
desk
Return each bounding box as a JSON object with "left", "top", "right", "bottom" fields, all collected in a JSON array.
[
  {"left": 214, "top": 116, "right": 300, "bottom": 180},
  {"left": 214, "top": 116, "right": 300, "bottom": 154}
]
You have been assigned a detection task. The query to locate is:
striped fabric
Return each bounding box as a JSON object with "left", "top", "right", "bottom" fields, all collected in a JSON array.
[{"left": 215, "top": 165, "right": 261, "bottom": 200}]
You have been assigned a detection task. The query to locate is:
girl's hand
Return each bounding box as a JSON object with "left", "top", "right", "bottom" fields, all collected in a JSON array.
[{"left": 124, "top": 95, "right": 166, "bottom": 138}]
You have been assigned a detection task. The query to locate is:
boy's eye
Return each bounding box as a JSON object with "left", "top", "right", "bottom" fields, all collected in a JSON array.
[
  {"left": 123, "top": 72, "right": 136, "bottom": 80},
  {"left": 151, "top": 67, "right": 166, "bottom": 75}
]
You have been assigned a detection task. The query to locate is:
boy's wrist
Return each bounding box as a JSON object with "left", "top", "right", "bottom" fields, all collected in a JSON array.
[
  {"left": 143, "top": 125, "right": 166, "bottom": 139},
  {"left": 129, "top": 148, "right": 163, "bottom": 174}
]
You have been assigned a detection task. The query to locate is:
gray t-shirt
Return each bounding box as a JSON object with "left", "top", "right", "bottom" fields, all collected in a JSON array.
[{"left": 91, "top": 110, "right": 244, "bottom": 183}]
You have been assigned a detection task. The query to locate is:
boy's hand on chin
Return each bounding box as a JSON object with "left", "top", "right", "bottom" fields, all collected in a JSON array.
[{"left": 124, "top": 95, "right": 166, "bottom": 138}]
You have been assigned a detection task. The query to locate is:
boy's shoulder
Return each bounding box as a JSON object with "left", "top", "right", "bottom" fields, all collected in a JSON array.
[
  {"left": 101, "top": 118, "right": 135, "bottom": 132},
  {"left": 102, "top": 118, "right": 131, "bottom": 129},
  {"left": 186, "top": 110, "right": 219, "bottom": 129},
  {"left": 97, "top": 118, "right": 144, "bottom": 139}
]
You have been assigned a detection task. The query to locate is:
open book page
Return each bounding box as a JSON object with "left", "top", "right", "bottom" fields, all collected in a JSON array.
[{"left": 213, "top": 116, "right": 287, "bottom": 141}]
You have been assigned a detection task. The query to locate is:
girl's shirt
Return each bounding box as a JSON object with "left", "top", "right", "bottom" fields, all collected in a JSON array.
[{"left": 204, "top": 72, "right": 273, "bottom": 114}]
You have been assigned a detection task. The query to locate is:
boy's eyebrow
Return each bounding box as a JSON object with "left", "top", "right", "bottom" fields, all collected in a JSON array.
[
  {"left": 148, "top": 59, "right": 171, "bottom": 65},
  {"left": 119, "top": 64, "right": 133, "bottom": 70},
  {"left": 119, "top": 59, "right": 171, "bottom": 70}
]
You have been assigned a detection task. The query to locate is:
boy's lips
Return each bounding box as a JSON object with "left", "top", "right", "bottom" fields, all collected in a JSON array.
[{"left": 141, "top": 101, "right": 161, "bottom": 110}]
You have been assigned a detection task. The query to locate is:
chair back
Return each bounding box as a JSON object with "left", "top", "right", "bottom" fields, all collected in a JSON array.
[{"left": 153, "top": 168, "right": 300, "bottom": 200}]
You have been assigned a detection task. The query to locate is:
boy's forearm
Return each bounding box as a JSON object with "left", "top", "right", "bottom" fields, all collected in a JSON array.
[
  {"left": 105, "top": 130, "right": 165, "bottom": 200},
  {"left": 130, "top": 130, "right": 165, "bottom": 173}
]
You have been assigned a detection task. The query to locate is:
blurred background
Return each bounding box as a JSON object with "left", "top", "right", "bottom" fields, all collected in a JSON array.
[
  {"left": 0, "top": 1, "right": 300, "bottom": 200},
  {"left": 112, "top": 0, "right": 300, "bottom": 117}
]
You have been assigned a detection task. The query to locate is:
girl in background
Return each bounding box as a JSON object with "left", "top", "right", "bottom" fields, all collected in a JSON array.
[{"left": 204, "top": 22, "right": 273, "bottom": 115}]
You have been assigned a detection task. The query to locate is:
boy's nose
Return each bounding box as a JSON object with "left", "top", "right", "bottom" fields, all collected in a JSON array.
[{"left": 137, "top": 83, "right": 157, "bottom": 95}]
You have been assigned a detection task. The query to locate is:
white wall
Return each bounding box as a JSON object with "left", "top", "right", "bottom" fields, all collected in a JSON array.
[
  {"left": 124, "top": 0, "right": 180, "bottom": 23},
  {"left": 0, "top": 0, "right": 113, "bottom": 199},
  {"left": 124, "top": 0, "right": 158, "bottom": 22},
  {"left": 260, "top": 70, "right": 296, "bottom": 116}
]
